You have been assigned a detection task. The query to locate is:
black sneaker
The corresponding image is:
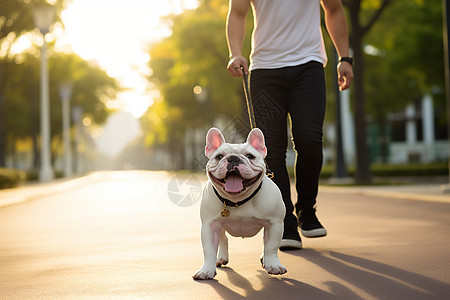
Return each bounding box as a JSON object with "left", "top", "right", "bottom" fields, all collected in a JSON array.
[
  {"left": 299, "top": 208, "right": 327, "bottom": 238},
  {"left": 279, "top": 230, "right": 302, "bottom": 251}
]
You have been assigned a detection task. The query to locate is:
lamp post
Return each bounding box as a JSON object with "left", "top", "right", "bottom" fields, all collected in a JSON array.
[
  {"left": 59, "top": 82, "right": 73, "bottom": 177},
  {"left": 33, "top": 3, "right": 55, "bottom": 182},
  {"left": 333, "top": 50, "right": 348, "bottom": 178},
  {"left": 71, "top": 106, "right": 83, "bottom": 174},
  {"left": 193, "top": 85, "right": 208, "bottom": 169}
]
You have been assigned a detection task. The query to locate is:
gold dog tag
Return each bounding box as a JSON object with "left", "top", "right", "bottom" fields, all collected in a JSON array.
[
  {"left": 221, "top": 208, "right": 230, "bottom": 217},
  {"left": 221, "top": 205, "right": 230, "bottom": 217}
]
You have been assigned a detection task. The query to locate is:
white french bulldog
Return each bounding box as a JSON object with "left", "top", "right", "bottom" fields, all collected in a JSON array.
[{"left": 193, "top": 127, "right": 287, "bottom": 280}]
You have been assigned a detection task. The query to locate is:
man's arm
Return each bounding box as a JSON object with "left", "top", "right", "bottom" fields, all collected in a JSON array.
[
  {"left": 321, "top": 0, "right": 353, "bottom": 91},
  {"left": 226, "top": 0, "right": 251, "bottom": 77}
]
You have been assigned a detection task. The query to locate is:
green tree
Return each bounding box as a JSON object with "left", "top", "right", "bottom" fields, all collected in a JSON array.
[
  {"left": 363, "top": 0, "right": 445, "bottom": 162},
  {"left": 1, "top": 0, "right": 120, "bottom": 170},
  {"left": 49, "top": 52, "right": 118, "bottom": 135},
  {"left": 342, "top": 0, "right": 398, "bottom": 183},
  {"left": 2, "top": 50, "right": 118, "bottom": 169},
  {"left": 144, "top": 0, "right": 250, "bottom": 168},
  {"left": 0, "top": 0, "right": 64, "bottom": 166}
]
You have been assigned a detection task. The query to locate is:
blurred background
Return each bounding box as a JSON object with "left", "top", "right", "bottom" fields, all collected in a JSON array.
[{"left": 0, "top": 0, "right": 448, "bottom": 186}]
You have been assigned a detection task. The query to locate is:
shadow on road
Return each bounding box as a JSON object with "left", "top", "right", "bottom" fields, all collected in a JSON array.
[
  {"left": 288, "top": 249, "right": 450, "bottom": 299},
  {"left": 195, "top": 266, "right": 341, "bottom": 299},
  {"left": 194, "top": 249, "right": 450, "bottom": 299}
]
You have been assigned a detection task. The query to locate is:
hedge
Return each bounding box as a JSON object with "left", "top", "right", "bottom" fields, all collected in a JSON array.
[
  {"left": 0, "top": 168, "right": 26, "bottom": 189},
  {"left": 288, "top": 162, "right": 449, "bottom": 179},
  {"left": 323, "top": 163, "right": 449, "bottom": 178}
]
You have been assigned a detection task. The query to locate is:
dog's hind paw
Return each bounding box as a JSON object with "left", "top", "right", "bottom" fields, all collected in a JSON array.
[{"left": 216, "top": 257, "right": 229, "bottom": 267}]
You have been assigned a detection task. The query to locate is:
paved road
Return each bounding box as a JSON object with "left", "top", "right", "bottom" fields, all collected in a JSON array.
[{"left": 0, "top": 171, "right": 449, "bottom": 299}]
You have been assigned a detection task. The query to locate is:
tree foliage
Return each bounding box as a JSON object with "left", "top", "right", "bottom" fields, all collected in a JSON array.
[
  {"left": 342, "top": 0, "right": 396, "bottom": 183},
  {"left": 0, "top": 0, "right": 119, "bottom": 168},
  {"left": 0, "top": 0, "right": 63, "bottom": 40},
  {"left": 49, "top": 52, "right": 118, "bottom": 135},
  {"left": 2, "top": 48, "right": 118, "bottom": 162},
  {"left": 364, "top": 0, "right": 444, "bottom": 112},
  {"left": 143, "top": 0, "right": 251, "bottom": 148},
  {"left": 342, "top": 0, "right": 445, "bottom": 181}
]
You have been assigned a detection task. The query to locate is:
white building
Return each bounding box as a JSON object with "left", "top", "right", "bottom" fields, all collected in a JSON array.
[{"left": 325, "top": 92, "right": 448, "bottom": 166}]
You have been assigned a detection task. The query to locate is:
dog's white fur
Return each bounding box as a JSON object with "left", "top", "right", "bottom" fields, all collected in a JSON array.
[{"left": 193, "top": 128, "right": 287, "bottom": 280}]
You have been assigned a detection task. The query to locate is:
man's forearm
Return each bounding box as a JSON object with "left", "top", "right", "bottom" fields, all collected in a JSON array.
[
  {"left": 323, "top": 2, "right": 350, "bottom": 57},
  {"left": 226, "top": 12, "right": 247, "bottom": 58},
  {"left": 226, "top": 0, "right": 249, "bottom": 59}
]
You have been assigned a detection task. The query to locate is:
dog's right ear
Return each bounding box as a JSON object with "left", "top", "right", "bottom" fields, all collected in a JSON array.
[{"left": 205, "top": 128, "right": 225, "bottom": 158}]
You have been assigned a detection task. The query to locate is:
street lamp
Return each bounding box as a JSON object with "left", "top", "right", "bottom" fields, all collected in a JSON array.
[
  {"left": 59, "top": 82, "right": 73, "bottom": 177},
  {"left": 32, "top": 3, "right": 55, "bottom": 182}
]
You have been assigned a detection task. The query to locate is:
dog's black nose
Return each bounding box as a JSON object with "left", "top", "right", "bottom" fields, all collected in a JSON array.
[
  {"left": 227, "top": 155, "right": 242, "bottom": 170},
  {"left": 228, "top": 155, "right": 241, "bottom": 163}
]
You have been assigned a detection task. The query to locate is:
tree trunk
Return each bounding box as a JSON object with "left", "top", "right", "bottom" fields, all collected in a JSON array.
[
  {"left": 348, "top": 4, "right": 372, "bottom": 184},
  {"left": 0, "top": 93, "right": 5, "bottom": 167}
]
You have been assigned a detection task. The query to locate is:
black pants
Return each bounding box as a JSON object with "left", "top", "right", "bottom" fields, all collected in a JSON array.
[{"left": 249, "top": 61, "right": 326, "bottom": 232}]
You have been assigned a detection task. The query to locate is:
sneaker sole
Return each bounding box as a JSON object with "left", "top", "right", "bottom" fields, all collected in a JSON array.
[
  {"left": 301, "top": 228, "right": 327, "bottom": 238},
  {"left": 279, "top": 239, "right": 302, "bottom": 251}
]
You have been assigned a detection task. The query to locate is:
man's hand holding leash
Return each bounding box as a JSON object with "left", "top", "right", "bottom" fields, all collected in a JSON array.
[{"left": 227, "top": 56, "right": 248, "bottom": 77}]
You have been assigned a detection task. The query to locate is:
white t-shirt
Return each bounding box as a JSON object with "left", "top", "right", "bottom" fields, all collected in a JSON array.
[{"left": 249, "top": 0, "right": 327, "bottom": 70}]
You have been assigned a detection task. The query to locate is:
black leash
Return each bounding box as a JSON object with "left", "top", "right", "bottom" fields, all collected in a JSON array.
[
  {"left": 241, "top": 67, "right": 256, "bottom": 129},
  {"left": 241, "top": 67, "right": 274, "bottom": 179}
]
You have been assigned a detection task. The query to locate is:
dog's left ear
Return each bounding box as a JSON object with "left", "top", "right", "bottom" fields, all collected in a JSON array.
[
  {"left": 205, "top": 127, "right": 225, "bottom": 158},
  {"left": 247, "top": 128, "right": 267, "bottom": 158}
]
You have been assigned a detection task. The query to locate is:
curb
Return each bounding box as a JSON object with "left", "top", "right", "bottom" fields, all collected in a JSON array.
[
  {"left": 320, "top": 184, "right": 450, "bottom": 204},
  {"left": 0, "top": 172, "right": 102, "bottom": 209}
]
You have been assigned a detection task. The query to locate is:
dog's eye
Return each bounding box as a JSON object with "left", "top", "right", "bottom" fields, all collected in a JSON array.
[
  {"left": 215, "top": 154, "right": 224, "bottom": 160},
  {"left": 246, "top": 154, "right": 255, "bottom": 159}
]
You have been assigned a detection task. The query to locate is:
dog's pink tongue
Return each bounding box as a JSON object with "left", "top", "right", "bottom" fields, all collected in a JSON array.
[{"left": 225, "top": 173, "right": 243, "bottom": 193}]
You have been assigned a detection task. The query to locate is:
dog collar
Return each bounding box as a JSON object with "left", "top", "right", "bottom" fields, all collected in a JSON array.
[{"left": 213, "top": 182, "right": 263, "bottom": 217}]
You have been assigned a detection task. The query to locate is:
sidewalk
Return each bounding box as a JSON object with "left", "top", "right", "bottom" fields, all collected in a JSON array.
[
  {"left": 1, "top": 171, "right": 450, "bottom": 209},
  {"left": 0, "top": 172, "right": 104, "bottom": 208}
]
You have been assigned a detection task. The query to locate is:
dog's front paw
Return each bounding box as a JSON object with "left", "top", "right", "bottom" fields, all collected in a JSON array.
[
  {"left": 260, "top": 256, "right": 287, "bottom": 275},
  {"left": 192, "top": 266, "right": 217, "bottom": 280},
  {"left": 264, "top": 262, "right": 287, "bottom": 275}
]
